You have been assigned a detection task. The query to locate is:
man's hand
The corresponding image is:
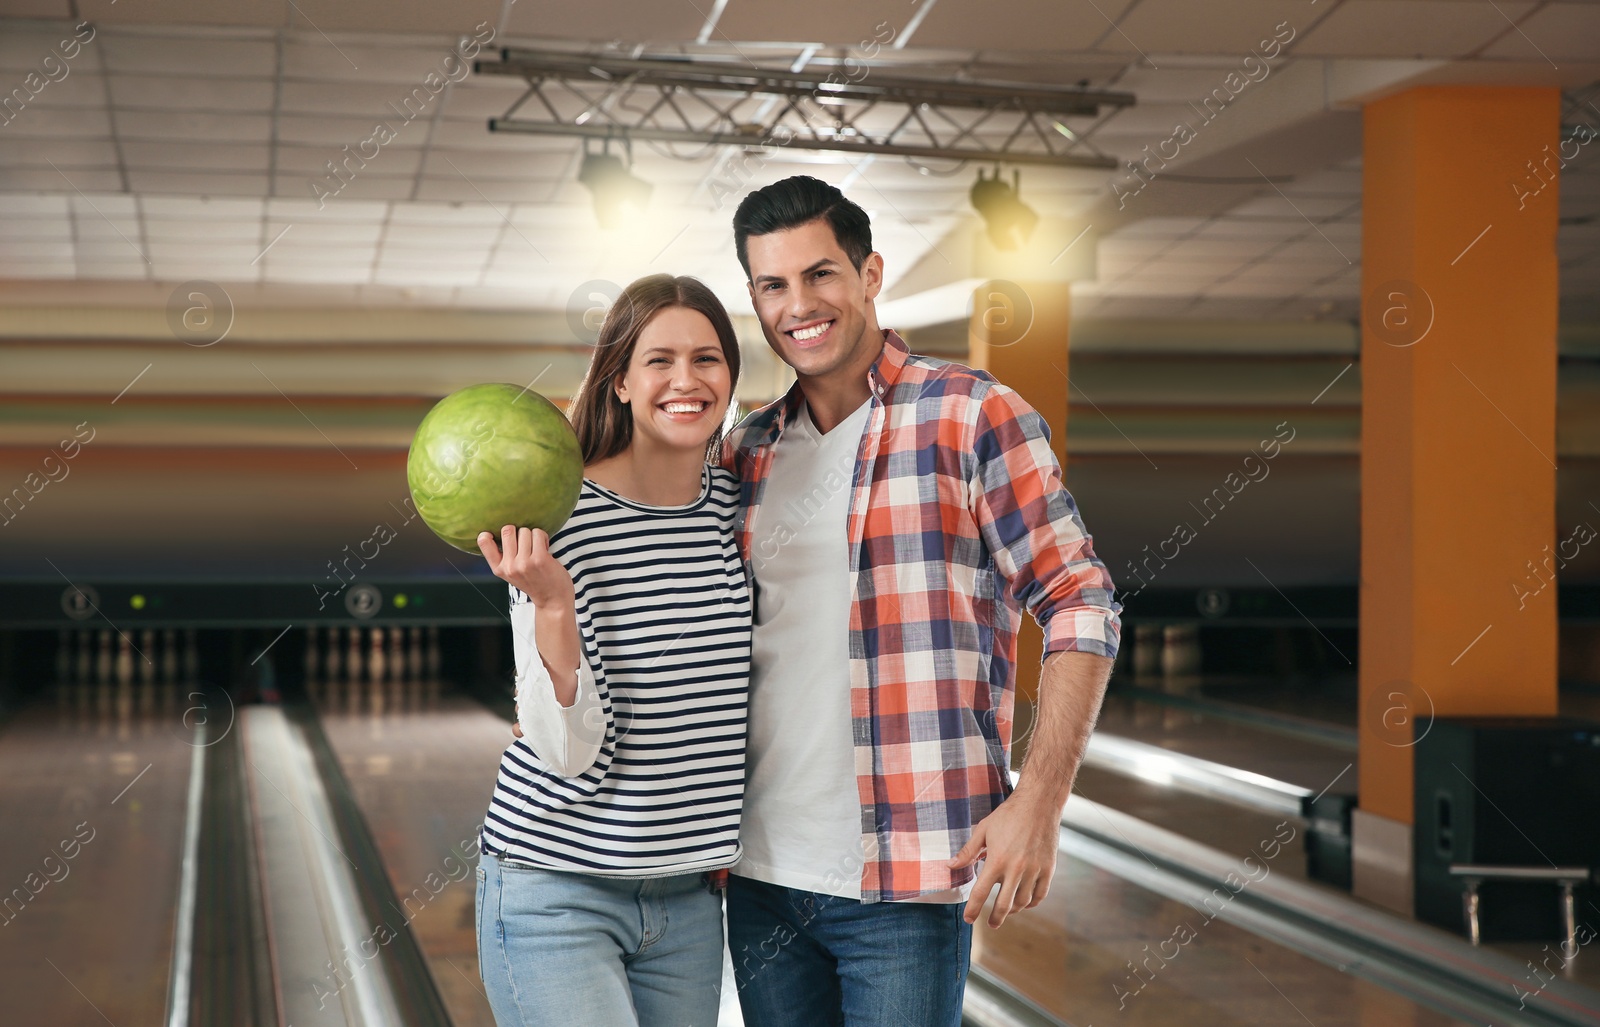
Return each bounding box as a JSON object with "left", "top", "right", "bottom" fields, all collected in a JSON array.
[{"left": 948, "top": 786, "right": 1062, "bottom": 929}]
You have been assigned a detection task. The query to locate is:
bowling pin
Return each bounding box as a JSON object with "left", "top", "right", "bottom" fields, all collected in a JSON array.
[
  {"left": 368, "top": 627, "right": 386, "bottom": 686},
  {"left": 407, "top": 626, "right": 423, "bottom": 682},
  {"left": 139, "top": 630, "right": 156, "bottom": 686},
  {"left": 137, "top": 630, "right": 156, "bottom": 716},
  {"left": 75, "top": 630, "right": 92, "bottom": 684},
  {"left": 114, "top": 633, "right": 133, "bottom": 687},
  {"left": 387, "top": 627, "right": 404, "bottom": 683},
  {"left": 346, "top": 627, "right": 362, "bottom": 685},
  {"left": 55, "top": 629, "right": 71, "bottom": 685},
  {"left": 304, "top": 626, "right": 321, "bottom": 685},
  {"left": 96, "top": 630, "right": 113, "bottom": 685},
  {"left": 54, "top": 631, "right": 72, "bottom": 715},
  {"left": 183, "top": 628, "right": 199, "bottom": 683},
  {"left": 324, "top": 624, "right": 342, "bottom": 682},
  {"left": 162, "top": 628, "right": 179, "bottom": 683},
  {"left": 112, "top": 632, "right": 133, "bottom": 728}
]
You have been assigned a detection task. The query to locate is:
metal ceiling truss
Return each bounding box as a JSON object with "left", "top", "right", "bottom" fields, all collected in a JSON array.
[{"left": 475, "top": 49, "right": 1133, "bottom": 170}]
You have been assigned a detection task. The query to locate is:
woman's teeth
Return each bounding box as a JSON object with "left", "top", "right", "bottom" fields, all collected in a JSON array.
[
  {"left": 791, "top": 321, "right": 832, "bottom": 341},
  {"left": 663, "top": 401, "right": 706, "bottom": 414}
]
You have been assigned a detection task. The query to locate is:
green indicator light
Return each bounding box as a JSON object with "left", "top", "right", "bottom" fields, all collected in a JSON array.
[
  {"left": 130, "top": 594, "right": 146, "bottom": 610},
  {"left": 393, "top": 593, "right": 408, "bottom": 609},
  {"left": 413, "top": 594, "right": 424, "bottom": 606}
]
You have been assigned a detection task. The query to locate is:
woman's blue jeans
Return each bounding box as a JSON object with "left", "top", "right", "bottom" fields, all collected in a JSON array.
[{"left": 476, "top": 851, "right": 725, "bottom": 1027}]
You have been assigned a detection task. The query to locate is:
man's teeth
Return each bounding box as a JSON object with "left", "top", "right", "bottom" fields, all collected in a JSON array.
[
  {"left": 663, "top": 401, "right": 705, "bottom": 414},
  {"left": 791, "top": 321, "right": 832, "bottom": 341}
]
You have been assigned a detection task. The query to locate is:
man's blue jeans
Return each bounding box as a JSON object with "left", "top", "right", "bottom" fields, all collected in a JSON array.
[
  {"left": 726, "top": 875, "right": 973, "bottom": 1027},
  {"left": 476, "top": 851, "right": 724, "bottom": 1026}
]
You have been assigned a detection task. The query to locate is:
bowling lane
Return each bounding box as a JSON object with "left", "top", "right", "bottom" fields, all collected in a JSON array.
[
  {"left": 0, "top": 682, "right": 200, "bottom": 1026},
  {"left": 1084, "top": 693, "right": 1600, "bottom": 1000},
  {"left": 971, "top": 839, "right": 1473, "bottom": 1026},
  {"left": 1094, "top": 690, "right": 1358, "bottom": 795},
  {"left": 311, "top": 681, "right": 506, "bottom": 1027}
]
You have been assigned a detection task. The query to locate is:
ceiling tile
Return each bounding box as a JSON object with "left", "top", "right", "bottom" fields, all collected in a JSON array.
[
  {"left": 381, "top": 223, "right": 500, "bottom": 247},
  {"left": 74, "top": 262, "right": 154, "bottom": 278},
  {"left": 413, "top": 178, "right": 553, "bottom": 203},
  {"left": 121, "top": 140, "right": 272, "bottom": 172},
  {"left": 0, "top": 1, "right": 73, "bottom": 21},
  {"left": 1299, "top": 1, "right": 1539, "bottom": 58},
  {"left": 0, "top": 107, "right": 112, "bottom": 135},
  {"left": 99, "top": 35, "right": 277, "bottom": 76},
  {"left": 420, "top": 149, "right": 571, "bottom": 179},
  {"left": 148, "top": 241, "right": 263, "bottom": 262},
  {"left": 78, "top": 0, "right": 289, "bottom": 28},
  {"left": 0, "top": 239, "right": 73, "bottom": 260},
  {"left": 0, "top": 138, "right": 118, "bottom": 166},
  {"left": 0, "top": 167, "right": 123, "bottom": 190},
  {"left": 502, "top": 1, "right": 702, "bottom": 43},
  {"left": 143, "top": 221, "right": 262, "bottom": 243},
  {"left": 1481, "top": 4, "right": 1600, "bottom": 61},
  {"left": 913, "top": 0, "right": 1137, "bottom": 52},
  {"left": 142, "top": 196, "right": 263, "bottom": 219},
  {"left": 290, "top": 0, "right": 502, "bottom": 35},
  {"left": 263, "top": 244, "right": 378, "bottom": 263},
  {"left": 1229, "top": 194, "right": 1353, "bottom": 219},
  {"left": 112, "top": 74, "right": 276, "bottom": 111},
  {"left": 388, "top": 201, "right": 506, "bottom": 226},
  {"left": 266, "top": 196, "right": 391, "bottom": 220},
  {"left": 276, "top": 114, "right": 431, "bottom": 147},
  {"left": 15, "top": 69, "right": 105, "bottom": 108},
  {"left": 125, "top": 170, "right": 271, "bottom": 195},
  {"left": 1104, "top": 0, "right": 1308, "bottom": 55},
  {"left": 0, "top": 219, "right": 70, "bottom": 240},
  {"left": 281, "top": 38, "right": 474, "bottom": 84},
  {"left": 116, "top": 110, "right": 274, "bottom": 143},
  {"left": 265, "top": 222, "right": 385, "bottom": 244}
]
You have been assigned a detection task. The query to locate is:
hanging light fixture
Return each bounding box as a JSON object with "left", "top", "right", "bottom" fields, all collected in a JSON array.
[
  {"left": 577, "top": 140, "right": 652, "bottom": 229},
  {"left": 970, "top": 167, "right": 1039, "bottom": 251}
]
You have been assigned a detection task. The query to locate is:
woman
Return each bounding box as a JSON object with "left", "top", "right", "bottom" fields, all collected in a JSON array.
[{"left": 474, "top": 274, "right": 751, "bottom": 1027}]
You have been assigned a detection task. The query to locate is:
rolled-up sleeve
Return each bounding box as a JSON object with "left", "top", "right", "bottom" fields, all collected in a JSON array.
[
  {"left": 509, "top": 584, "right": 605, "bottom": 778},
  {"left": 967, "top": 383, "right": 1121, "bottom": 660}
]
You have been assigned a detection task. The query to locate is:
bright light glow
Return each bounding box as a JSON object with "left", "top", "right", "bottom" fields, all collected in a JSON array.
[{"left": 1128, "top": 754, "right": 1177, "bottom": 787}]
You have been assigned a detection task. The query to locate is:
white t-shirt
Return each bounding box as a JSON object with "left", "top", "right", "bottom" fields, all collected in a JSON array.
[{"left": 733, "top": 398, "right": 969, "bottom": 903}]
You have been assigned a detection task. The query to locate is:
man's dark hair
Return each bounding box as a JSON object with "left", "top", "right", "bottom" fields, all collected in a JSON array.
[{"left": 732, "top": 175, "right": 873, "bottom": 281}]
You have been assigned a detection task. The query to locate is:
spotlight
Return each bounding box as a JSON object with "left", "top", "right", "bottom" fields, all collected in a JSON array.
[
  {"left": 970, "top": 167, "right": 1039, "bottom": 251},
  {"left": 578, "top": 145, "right": 651, "bottom": 229}
]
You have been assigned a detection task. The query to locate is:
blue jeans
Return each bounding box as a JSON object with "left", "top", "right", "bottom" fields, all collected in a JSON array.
[
  {"left": 476, "top": 852, "right": 725, "bottom": 1027},
  {"left": 726, "top": 876, "right": 972, "bottom": 1027}
]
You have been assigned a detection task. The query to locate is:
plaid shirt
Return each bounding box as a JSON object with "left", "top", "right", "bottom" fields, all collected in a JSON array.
[{"left": 722, "top": 329, "right": 1121, "bottom": 902}]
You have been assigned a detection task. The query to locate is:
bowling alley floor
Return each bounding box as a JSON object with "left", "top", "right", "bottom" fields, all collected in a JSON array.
[
  {"left": 0, "top": 684, "right": 199, "bottom": 1026},
  {"left": 311, "top": 677, "right": 1596, "bottom": 1027},
  {"left": 10, "top": 672, "right": 1590, "bottom": 1027},
  {"left": 1080, "top": 676, "right": 1600, "bottom": 1002},
  {"left": 311, "top": 685, "right": 505, "bottom": 1027}
]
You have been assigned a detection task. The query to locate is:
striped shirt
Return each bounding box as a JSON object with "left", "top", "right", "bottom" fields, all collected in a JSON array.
[
  {"left": 723, "top": 330, "right": 1121, "bottom": 902},
  {"left": 480, "top": 465, "right": 751, "bottom": 876}
]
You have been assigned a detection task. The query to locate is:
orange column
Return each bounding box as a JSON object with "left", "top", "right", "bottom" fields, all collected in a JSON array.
[
  {"left": 969, "top": 280, "right": 1071, "bottom": 709},
  {"left": 1358, "top": 87, "right": 1560, "bottom": 906}
]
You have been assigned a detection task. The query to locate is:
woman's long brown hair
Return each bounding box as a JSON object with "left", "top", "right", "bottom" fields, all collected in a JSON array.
[{"left": 567, "top": 274, "right": 743, "bottom": 466}]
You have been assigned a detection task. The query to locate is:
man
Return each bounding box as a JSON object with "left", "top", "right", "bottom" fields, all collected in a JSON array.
[{"left": 721, "top": 175, "right": 1121, "bottom": 1026}]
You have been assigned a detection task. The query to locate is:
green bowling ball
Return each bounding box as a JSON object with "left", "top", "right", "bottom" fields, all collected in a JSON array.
[{"left": 407, "top": 383, "right": 583, "bottom": 554}]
